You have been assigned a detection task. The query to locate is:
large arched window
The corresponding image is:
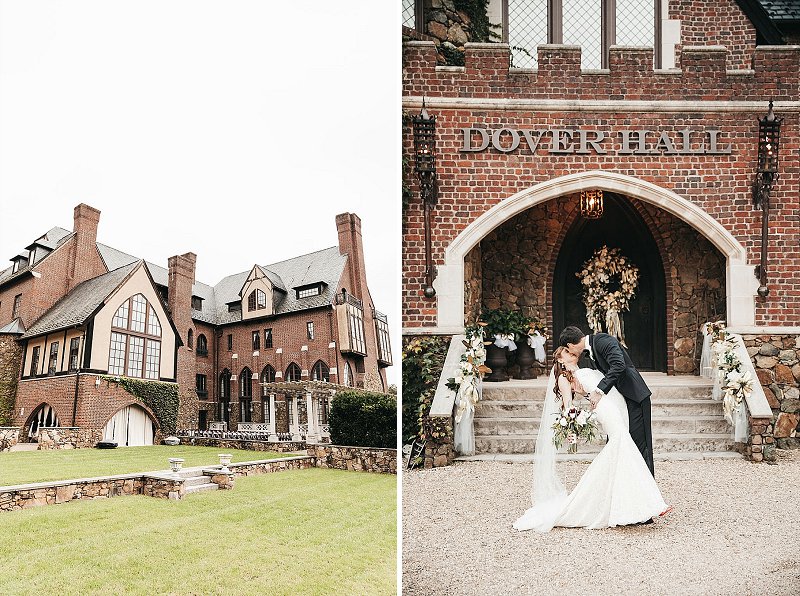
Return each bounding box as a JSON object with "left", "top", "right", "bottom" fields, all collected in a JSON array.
[
  {"left": 285, "top": 362, "right": 301, "bottom": 382},
  {"left": 109, "top": 293, "right": 162, "bottom": 379},
  {"left": 261, "top": 365, "right": 276, "bottom": 396},
  {"left": 240, "top": 367, "right": 253, "bottom": 422},
  {"left": 27, "top": 403, "right": 59, "bottom": 439},
  {"left": 219, "top": 369, "right": 231, "bottom": 423},
  {"left": 248, "top": 289, "right": 267, "bottom": 312},
  {"left": 311, "top": 360, "right": 329, "bottom": 382},
  {"left": 197, "top": 334, "right": 208, "bottom": 356}
]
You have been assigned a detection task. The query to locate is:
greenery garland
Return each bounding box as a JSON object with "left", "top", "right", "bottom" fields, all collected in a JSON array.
[
  {"left": 101, "top": 376, "right": 179, "bottom": 435},
  {"left": 401, "top": 336, "right": 450, "bottom": 445}
]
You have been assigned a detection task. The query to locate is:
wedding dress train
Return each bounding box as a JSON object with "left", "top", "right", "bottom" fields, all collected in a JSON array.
[{"left": 513, "top": 368, "right": 668, "bottom": 532}]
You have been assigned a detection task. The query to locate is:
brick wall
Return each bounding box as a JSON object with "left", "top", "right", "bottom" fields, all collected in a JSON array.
[
  {"left": 168, "top": 253, "right": 198, "bottom": 429},
  {"left": 670, "top": 0, "right": 757, "bottom": 71},
  {"left": 402, "top": 43, "right": 800, "bottom": 329}
]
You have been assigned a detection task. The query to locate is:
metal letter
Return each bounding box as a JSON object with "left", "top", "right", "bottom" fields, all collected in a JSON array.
[
  {"left": 460, "top": 128, "right": 490, "bottom": 152},
  {"left": 619, "top": 130, "right": 652, "bottom": 154},
  {"left": 707, "top": 129, "right": 732, "bottom": 154},
  {"left": 520, "top": 129, "right": 546, "bottom": 153},
  {"left": 678, "top": 129, "right": 704, "bottom": 154},
  {"left": 577, "top": 130, "right": 607, "bottom": 154},
  {"left": 654, "top": 131, "right": 678, "bottom": 154},
  {"left": 550, "top": 129, "right": 575, "bottom": 154},
  {"left": 491, "top": 128, "right": 521, "bottom": 153}
]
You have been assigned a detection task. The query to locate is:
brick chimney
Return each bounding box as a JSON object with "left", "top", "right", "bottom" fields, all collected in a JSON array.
[
  {"left": 336, "top": 213, "right": 368, "bottom": 300},
  {"left": 168, "top": 252, "right": 197, "bottom": 430},
  {"left": 67, "top": 204, "right": 101, "bottom": 291}
]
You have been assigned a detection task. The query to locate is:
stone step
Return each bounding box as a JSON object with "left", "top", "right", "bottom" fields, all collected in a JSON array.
[
  {"left": 474, "top": 433, "right": 736, "bottom": 454},
  {"left": 8, "top": 443, "right": 38, "bottom": 452},
  {"left": 183, "top": 475, "right": 212, "bottom": 487},
  {"left": 476, "top": 398, "right": 724, "bottom": 418},
  {"left": 457, "top": 451, "right": 744, "bottom": 463},
  {"left": 480, "top": 384, "right": 714, "bottom": 402},
  {"left": 184, "top": 483, "right": 219, "bottom": 495},
  {"left": 473, "top": 415, "right": 732, "bottom": 436}
]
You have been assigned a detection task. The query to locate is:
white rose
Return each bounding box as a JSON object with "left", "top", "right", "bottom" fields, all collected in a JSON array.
[{"left": 559, "top": 417, "right": 568, "bottom": 427}]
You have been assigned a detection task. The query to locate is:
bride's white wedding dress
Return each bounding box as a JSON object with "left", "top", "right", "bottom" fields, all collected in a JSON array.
[{"left": 513, "top": 367, "right": 668, "bottom": 532}]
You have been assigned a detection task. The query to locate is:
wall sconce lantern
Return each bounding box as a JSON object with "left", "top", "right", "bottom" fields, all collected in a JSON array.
[
  {"left": 752, "top": 100, "right": 783, "bottom": 298},
  {"left": 413, "top": 100, "right": 438, "bottom": 298},
  {"left": 580, "top": 189, "right": 604, "bottom": 219}
]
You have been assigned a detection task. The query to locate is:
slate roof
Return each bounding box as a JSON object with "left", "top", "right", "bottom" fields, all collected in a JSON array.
[
  {"left": 20, "top": 262, "right": 138, "bottom": 339},
  {"left": 0, "top": 227, "right": 72, "bottom": 285},
  {"left": 0, "top": 318, "right": 26, "bottom": 335},
  {"left": 212, "top": 247, "right": 346, "bottom": 325},
  {"left": 759, "top": 0, "right": 800, "bottom": 21}
]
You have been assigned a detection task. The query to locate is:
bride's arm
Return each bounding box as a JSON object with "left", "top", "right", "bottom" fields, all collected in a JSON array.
[{"left": 557, "top": 375, "right": 573, "bottom": 411}]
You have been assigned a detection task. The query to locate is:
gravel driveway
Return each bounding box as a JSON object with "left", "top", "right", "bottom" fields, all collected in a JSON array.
[{"left": 402, "top": 450, "right": 800, "bottom": 595}]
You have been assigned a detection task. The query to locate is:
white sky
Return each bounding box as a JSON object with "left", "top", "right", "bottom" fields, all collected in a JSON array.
[{"left": 0, "top": 1, "right": 400, "bottom": 385}]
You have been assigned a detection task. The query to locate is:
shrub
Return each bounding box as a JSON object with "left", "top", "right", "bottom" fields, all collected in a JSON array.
[
  {"left": 329, "top": 390, "right": 396, "bottom": 449},
  {"left": 401, "top": 336, "right": 449, "bottom": 445}
]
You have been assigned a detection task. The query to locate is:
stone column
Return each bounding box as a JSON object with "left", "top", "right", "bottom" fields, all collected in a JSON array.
[
  {"left": 268, "top": 393, "right": 277, "bottom": 442},
  {"left": 290, "top": 395, "right": 300, "bottom": 441},
  {"left": 305, "top": 391, "right": 318, "bottom": 442}
]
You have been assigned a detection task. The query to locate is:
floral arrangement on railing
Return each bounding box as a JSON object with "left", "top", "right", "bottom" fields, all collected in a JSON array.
[
  {"left": 447, "top": 322, "right": 491, "bottom": 423},
  {"left": 577, "top": 246, "right": 639, "bottom": 347},
  {"left": 705, "top": 322, "right": 754, "bottom": 424},
  {"left": 525, "top": 317, "right": 548, "bottom": 364}
]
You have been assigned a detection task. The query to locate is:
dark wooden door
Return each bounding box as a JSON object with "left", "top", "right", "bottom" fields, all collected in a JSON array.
[{"left": 553, "top": 194, "right": 666, "bottom": 371}]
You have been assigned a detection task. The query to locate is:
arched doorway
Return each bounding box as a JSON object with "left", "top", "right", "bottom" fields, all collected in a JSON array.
[
  {"left": 25, "top": 403, "right": 60, "bottom": 442},
  {"left": 102, "top": 404, "right": 155, "bottom": 446},
  {"left": 553, "top": 194, "right": 667, "bottom": 371}
]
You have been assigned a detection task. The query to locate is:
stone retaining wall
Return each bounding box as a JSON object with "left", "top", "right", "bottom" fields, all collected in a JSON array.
[
  {"left": 307, "top": 444, "right": 397, "bottom": 474},
  {"left": 0, "top": 427, "right": 20, "bottom": 451},
  {"left": 0, "top": 475, "right": 147, "bottom": 511},
  {"left": 182, "top": 436, "right": 306, "bottom": 452},
  {"left": 744, "top": 334, "right": 800, "bottom": 452},
  {"left": 226, "top": 455, "right": 315, "bottom": 477},
  {"left": 142, "top": 476, "right": 185, "bottom": 500},
  {"left": 37, "top": 427, "right": 103, "bottom": 450}
]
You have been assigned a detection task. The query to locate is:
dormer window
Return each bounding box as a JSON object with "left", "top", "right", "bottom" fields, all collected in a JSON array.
[
  {"left": 228, "top": 302, "right": 242, "bottom": 313},
  {"left": 248, "top": 289, "right": 267, "bottom": 311},
  {"left": 191, "top": 296, "right": 203, "bottom": 310},
  {"left": 296, "top": 284, "right": 323, "bottom": 299},
  {"left": 11, "top": 256, "right": 28, "bottom": 274}
]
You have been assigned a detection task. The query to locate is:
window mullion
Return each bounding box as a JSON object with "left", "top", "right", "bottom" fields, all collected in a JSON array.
[
  {"left": 549, "top": 0, "right": 563, "bottom": 43},
  {"left": 602, "top": 0, "right": 616, "bottom": 68}
]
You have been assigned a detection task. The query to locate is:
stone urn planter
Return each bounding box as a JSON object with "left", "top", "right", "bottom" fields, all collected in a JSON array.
[
  {"left": 218, "top": 453, "right": 233, "bottom": 473},
  {"left": 484, "top": 343, "right": 510, "bottom": 382},
  {"left": 168, "top": 458, "right": 184, "bottom": 474},
  {"left": 513, "top": 340, "right": 538, "bottom": 380}
]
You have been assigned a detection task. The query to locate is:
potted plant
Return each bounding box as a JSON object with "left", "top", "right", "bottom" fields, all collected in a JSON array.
[
  {"left": 513, "top": 316, "right": 547, "bottom": 380},
  {"left": 481, "top": 308, "right": 517, "bottom": 382}
]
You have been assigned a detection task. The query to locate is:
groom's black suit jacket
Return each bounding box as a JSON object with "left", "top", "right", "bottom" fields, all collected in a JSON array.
[{"left": 589, "top": 333, "right": 651, "bottom": 404}]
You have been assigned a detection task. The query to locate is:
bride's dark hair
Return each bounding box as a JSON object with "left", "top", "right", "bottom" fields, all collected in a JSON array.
[{"left": 552, "top": 346, "right": 575, "bottom": 399}]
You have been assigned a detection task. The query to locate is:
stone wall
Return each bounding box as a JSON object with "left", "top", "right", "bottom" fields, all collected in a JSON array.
[
  {"left": 36, "top": 427, "right": 103, "bottom": 450},
  {"left": 745, "top": 334, "right": 800, "bottom": 451},
  {"left": 307, "top": 444, "right": 397, "bottom": 474},
  {"left": 182, "top": 436, "right": 306, "bottom": 452},
  {"left": 142, "top": 475, "right": 185, "bottom": 500},
  {"left": 227, "top": 455, "right": 315, "bottom": 477},
  {"left": 0, "top": 475, "right": 145, "bottom": 511},
  {"left": 0, "top": 427, "right": 20, "bottom": 451},
  {"left": 421, "top": 0, "right": 475, "bottom": 65},
  {"left": 0, "top": 335, "right": 22, "bottom": 425}
]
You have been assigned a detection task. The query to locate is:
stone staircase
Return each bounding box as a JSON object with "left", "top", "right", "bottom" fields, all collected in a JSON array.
[
  {"left": 8, "top": 443, "right": 39, "bottom": 452},
  {"left": 177, "top": 469, "right": 219, "bottom": 495},
  {"left": 468, "top": 373, "right": 739, "bottom": 461}
]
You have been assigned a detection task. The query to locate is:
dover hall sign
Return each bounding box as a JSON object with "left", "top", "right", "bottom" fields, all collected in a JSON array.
[{"left": 460, "top": 127, "right": 732, "bottom": 155}]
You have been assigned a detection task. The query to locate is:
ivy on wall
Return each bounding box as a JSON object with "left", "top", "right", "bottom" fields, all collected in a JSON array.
[
  {"left": 401, "top": 336, "right": 450, "bottom": 445},
  {"left": 101, "top": 376, "right": 179, "bottom": 435},
  {"left": 454, "top": 0, "right": 499, "bottom": 44}
]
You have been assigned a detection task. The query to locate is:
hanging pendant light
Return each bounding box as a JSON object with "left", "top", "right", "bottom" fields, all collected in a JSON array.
[{"left": 580, "top": 189, "right": 604, "bottom": 219}]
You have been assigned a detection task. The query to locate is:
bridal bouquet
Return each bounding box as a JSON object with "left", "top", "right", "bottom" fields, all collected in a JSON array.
[{"left": 551, "top": 407, "right": 599, "bottom": 454}]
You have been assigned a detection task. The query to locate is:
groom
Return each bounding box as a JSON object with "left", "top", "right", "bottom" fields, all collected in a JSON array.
[{"left": 559, "top": 326, "right": 655, "bottom": 477}]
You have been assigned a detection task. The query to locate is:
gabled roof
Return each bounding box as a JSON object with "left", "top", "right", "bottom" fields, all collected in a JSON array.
[
  {"left": 237, "top": 264, "right": 287, "bottom": 297},
  {"left": 0, "top": 227, "right": 72, "bottom": 287},
  {"left": 20, "top": 262, "right": 139, "bottom": 339},
  {"left": 212, "top": 246, "right": 347, "bottom": 325},
  {"left": 759, "top": 0, "right": 800, "bottom": 22},
  {"left": 736, "top": 0, "right": 795, "bottom": 43}
]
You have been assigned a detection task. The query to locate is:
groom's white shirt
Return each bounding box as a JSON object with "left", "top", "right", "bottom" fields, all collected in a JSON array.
[{"left": 585, "top": 335, "right": 606, "bottom": 396}]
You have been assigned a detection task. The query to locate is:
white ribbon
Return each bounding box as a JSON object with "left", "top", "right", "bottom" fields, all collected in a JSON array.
[
  {"left": 528, "top": 332, "right": 546, "bottom": 363},
  {"left": 494, "top": 334, "right": 517, "bottom": 351}
]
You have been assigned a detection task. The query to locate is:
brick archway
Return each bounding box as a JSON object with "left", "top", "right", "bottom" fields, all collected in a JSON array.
[{"left": 435, "top": 170, "right": 756, "bottom": 331}]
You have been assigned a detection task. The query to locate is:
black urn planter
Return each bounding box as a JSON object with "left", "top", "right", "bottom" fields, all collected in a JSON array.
[
  {"left": 514, "top": 340, "right": 538, "bottom": 380},
  {"left": 484, "top": 343, "right": 510, "bottom": 382}
]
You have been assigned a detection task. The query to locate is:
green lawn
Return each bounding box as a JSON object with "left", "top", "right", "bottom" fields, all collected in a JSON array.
[
  {"left": 0, "top": 468, "right": 397, "bottom": 595},
  {"left": 0, "top": 445, "right": 290, "bottom": 486}
]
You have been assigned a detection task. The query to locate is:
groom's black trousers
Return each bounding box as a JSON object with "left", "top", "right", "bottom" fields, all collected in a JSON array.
[{"left": 626, "top": 396, "right": 654, "bottom": 477}]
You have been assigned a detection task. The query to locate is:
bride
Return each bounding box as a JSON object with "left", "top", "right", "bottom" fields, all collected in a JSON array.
[{"left": 513, "top": 346, "right": 671, "bottom": 532}]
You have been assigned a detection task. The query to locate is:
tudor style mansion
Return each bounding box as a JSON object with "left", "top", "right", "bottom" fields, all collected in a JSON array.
[{"left": 0, "top": 204, "right": 392, "bottom": 448}]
